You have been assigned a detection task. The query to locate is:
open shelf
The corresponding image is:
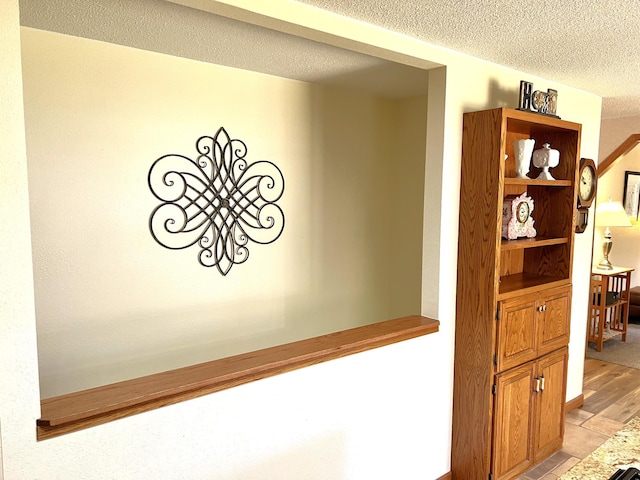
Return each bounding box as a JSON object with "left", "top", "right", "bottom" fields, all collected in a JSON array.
[
  {"left": 602, "top": 299, "right": 629, "bottom": 309},
  {"left": 500, "top": 236, "right": 569, "bottom": 251},
  {"left": 498, "top": 273, "right": 568, "bottom": 299},
  {"left": 504, "top": 178, "right": 571, "bottom": 187},
  {"left": 601, "top": 328, "right": 624, "bottom": 341}
]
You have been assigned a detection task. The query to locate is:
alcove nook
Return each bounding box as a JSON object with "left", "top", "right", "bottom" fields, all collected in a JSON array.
[{"left": 19, "top": 0, "right": 443, "bottom": 435}]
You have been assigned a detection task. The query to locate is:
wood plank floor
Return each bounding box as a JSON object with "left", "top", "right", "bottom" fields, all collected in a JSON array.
[{"left": 517, "top": 358, "right": 640, "bottom": 479}]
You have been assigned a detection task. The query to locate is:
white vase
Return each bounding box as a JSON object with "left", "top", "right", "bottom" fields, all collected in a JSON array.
[
  {"left": 514, "top": 139, "right": 535, "bottom": 178},
  {"left": 532, "top": 143, "right": 560, "bottom": 180}
]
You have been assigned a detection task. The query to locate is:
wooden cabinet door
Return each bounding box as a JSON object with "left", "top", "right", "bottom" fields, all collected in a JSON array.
[
  {"left": 537, "top": 287, "right": 571, "bottom": 357},
  {"left": 492, "top": 363, "right": 535, "bottom": 479},
  {"left": 496, "top": 296, "right": 537, "bottom": 372},
  {"left": 533, "top": 348, "right": 568, "bottom": 462}
]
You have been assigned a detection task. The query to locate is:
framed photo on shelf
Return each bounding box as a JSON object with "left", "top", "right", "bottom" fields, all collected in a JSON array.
[{"left": 623, "top": 170, "right": 640, "bottom": 220}]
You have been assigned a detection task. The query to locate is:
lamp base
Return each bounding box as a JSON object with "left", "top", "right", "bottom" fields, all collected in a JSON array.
[
  {"left": 598, "top": 258, "right": 613, "bottom": 270},
  {"left": 599, "top": 228, "right": 614, "bottom": 270}
]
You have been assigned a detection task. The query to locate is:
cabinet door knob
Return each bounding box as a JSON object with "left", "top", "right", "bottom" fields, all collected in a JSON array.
[
  {"left": 534, "top": 376, "right": 541, "bottom": 392},
  {"left": 538, "top": 305, "right": 544, "bottom": 312},
  {"left": 540, "top": 374, "right": 546, "bottom": 392}
]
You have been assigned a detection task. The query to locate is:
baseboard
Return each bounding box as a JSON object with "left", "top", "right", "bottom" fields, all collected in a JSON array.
[
  {"left": 565, "top": 393, "right": 584, "bottom": 412},
  {"left": 436, "top": 472, "right": 452, "bottom": 480}
]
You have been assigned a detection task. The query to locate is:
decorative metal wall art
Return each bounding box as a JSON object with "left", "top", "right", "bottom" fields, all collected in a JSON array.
[
  {"left": 148, "top": 127, "right": 285, "bottom": 275},
  {"left": 517, "top": 80, "right": 559, "bottom": 118}
]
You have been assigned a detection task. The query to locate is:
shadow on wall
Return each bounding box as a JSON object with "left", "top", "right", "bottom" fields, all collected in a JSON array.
[
  {"left": 22, "top": 29, "right": 428, "bottom": 398},
  {"left": 462, "top": 78, "right": 521, "bottom": 113},
  {"left": 37, "top": 292, "right": 378, "bottom": 396}
]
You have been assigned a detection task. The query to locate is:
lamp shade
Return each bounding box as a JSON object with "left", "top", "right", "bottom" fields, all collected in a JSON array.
[{"left": 595, "top": 200, "right": 632, "bottom": 227}]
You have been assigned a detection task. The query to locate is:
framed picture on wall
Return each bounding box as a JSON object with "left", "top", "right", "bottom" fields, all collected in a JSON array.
[{"left": 623, "top": 170, "right": 640, "bottom": 220}]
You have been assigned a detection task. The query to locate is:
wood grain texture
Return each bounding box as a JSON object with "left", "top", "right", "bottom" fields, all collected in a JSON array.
[
  {"left": 504, "top": 178, "right": 571, "bottom": 187},
  {"left": 493, "top": 362, "right": 536, "bottom": 479},
  {"left": 492, "top": 348, "right": 567, "bottom": 479},
  {"left": 598, "top": 383, "right": 640, "bottom": 424},
  {"left": 496, "top": 286, "right": 570, "bottom": 373},
  {"left": 496, "top": 295, "right": 538, "bottom": 372},
  {"left": 452, "top": 108, "right": 580, "bottom": 480},
  {"left": 452, "top": 108, "right": 502, "bottom": 479},
  {"left": 583, "top": 364, "right": 640, "bottom": 416},
  {"left": 37, "top": 315, "right": 438, "bottom": 440},
  {"left": 533, "top": 348, "right": 567, "bottom": 462},
  {"left": 500, "top": 249, "right": 525, "bottom": 278},
  {"left": 498, "top": 274, "right": 567, "bottom": 300},
  {"left": 501, "top": 237, "right": 569, "bottom": 251},
  {"left": 536, "top": 286, "right": 571, "bottom": 357}
]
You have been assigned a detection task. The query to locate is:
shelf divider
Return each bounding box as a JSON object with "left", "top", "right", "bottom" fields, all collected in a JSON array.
[{"left": 500, "top": 236, "right": 569, "bottom": 251}]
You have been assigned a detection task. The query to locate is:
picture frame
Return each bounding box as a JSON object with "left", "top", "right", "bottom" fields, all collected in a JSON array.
[{"left": 623, "top": 170, "right": 640, "bottom": 220}]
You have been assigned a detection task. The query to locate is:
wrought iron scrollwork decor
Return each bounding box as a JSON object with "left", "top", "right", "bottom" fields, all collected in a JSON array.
[{"left": 148, "top": 127, "right": 285, "bottom": 275}]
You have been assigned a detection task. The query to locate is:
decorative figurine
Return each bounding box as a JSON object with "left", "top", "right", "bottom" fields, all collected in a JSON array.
[
  {"left": 502, "top": 192, "right": 536, "bottom": 240},
  {"left": 517, "top": 80, "right": 559, "bottom": 118},
  {"left": 532, "top": 143, "right": 560, "bottom": 180}
]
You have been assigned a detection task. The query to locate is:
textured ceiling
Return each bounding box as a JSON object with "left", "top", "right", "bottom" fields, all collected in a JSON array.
[
  {"left": 19, "top": 0, "right": 432, "bottom": 99},
  {"left": 294, "top": 0, "right": 640, "bottom": 119},
  {"left": 19, "top": 0, "right": 639, "bottom": 117}
]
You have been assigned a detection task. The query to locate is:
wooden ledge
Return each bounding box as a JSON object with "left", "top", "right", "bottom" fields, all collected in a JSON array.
[{"left": 37, "top": 315, "right": 439, "bottom": 440}]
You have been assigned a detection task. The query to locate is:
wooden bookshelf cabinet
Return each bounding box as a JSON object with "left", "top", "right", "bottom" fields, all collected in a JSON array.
[{"left": 452, "top": 108, "right": 581, "bottom": 480}]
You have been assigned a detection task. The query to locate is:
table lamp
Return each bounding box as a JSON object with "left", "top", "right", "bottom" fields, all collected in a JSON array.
[{"left": 594, "top": 199, "right": 632, "bottom": 270}]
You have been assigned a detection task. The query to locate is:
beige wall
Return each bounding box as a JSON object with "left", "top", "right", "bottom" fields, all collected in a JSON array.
[
  {"left": 22, "top": 28, "right": 426, "bottom": 397},
  {"left": 596, "top": 117, "right": 640, "bottom": 276},
  {"left": 0, "top": 1, "right": 603, "bottom": 478},
  {"left": 599, "top": 115, "right": 640, "bottom": 162}
]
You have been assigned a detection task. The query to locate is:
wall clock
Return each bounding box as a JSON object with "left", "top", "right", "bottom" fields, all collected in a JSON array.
[
  {"left": 578, "top": 158, "right": 597, "bottom": 208},
  {"left": 576, "top": 208, "right": 589, "bottom": 234},
  {"left": 576, "top": 158, "right": 597, "bottom": 234},
  {"left": 502, "top": 192, "right": 537, "bottom": 240}
]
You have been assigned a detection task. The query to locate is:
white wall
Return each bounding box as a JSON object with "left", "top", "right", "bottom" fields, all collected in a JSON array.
[
  {"left": 22, "top": 28, "right": 426, "bottom": 398},
  {"left": 0, "top": 1, "right": 602, "bottom": 479},
  {"left": 0, "top": 0, "right": 42, "bottom": 478}
]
